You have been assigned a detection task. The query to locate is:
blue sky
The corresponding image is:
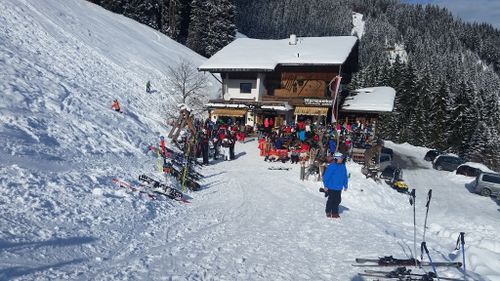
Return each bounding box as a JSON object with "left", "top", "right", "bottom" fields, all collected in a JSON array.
[{"left": 402, "top": 0, "right": 500, "bottom": 29}]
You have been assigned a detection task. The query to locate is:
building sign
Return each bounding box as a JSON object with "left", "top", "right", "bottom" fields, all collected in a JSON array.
[{"left": 304, "top": 98, "right": 332, "bottom": 106}]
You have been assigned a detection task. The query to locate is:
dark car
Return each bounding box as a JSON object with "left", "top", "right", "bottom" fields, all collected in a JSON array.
[
  {"left": 432, "top": 155, "right": 465, "bottom": 171},
  {"left": 380, "top": 165, "right": 401, "bottom": 180},
  {"left": 381, "top": 147, "right": 394, "bottom": 158},
  {"left": 456, "top": 164, "right": 481, "bottom": 177},
  {"left": 424, "top": 149, "right": 444, "bottom": 161}
]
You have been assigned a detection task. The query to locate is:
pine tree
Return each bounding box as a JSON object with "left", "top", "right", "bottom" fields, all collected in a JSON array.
[
  {"left": 396, "top": 63, "right": 418, "bottom": 143},
  {"left": 186, "top": 0, "right": 207, "bottom": 56},
  {"left": 205, "top": 0, "right": 236, "bottom": 57},
  {"left": 447, "top": 80, "right": 479, "bottom": 156},
  {"left": 430, "top": 80, "right": 450, "bottom": 150}
]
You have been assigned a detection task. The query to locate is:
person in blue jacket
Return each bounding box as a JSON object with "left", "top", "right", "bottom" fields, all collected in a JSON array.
[
  {"left": 322, "top": 152, "right": 348, "bottom": 218},
  {"left": 328, "top": 137, "right": 337, "bottom": 155}
]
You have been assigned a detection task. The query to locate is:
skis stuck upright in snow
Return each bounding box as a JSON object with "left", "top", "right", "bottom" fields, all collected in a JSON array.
[{"left": 353, "top": 256, "right": 462, "bottom": 268}]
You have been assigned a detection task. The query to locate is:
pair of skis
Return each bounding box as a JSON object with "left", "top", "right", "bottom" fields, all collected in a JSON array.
[
  {"left": 112, "top": 176, "right": 190, "bottom": 203},
  {"left": 359, "top": 266, "right": 464, "bottom": 280},
  {"left": 112, "top": 178, "right": 158, "bottom": 200},
  {"left": 353, "top": 257, "right": 461, "bottom": 268},
  {"left": 138, "top": 174, "right": 190, "bottom": 203},
  {"left": 268, "top": 167, "right": 290, "bottom": 171}
]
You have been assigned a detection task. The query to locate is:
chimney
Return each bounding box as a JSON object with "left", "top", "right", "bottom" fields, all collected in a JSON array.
[{"left": 289, "top": 34, "right": 297, "bottom": 45}]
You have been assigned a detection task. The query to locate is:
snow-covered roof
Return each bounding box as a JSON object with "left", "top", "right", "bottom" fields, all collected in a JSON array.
[
  {"left": 199, "top": 36, "right": 358, "bottom": 72},
  {"left": 205, "top": 102, "right": 248, "bottom": 109},
  {"left": 341, "top": 87, "right": 396, "bottom": 113},
  {"left": 459, "top": 162, "right": 496, "bottom": 173}
]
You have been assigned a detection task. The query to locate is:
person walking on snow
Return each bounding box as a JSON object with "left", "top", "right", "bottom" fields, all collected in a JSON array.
[
  {"left": 159, "top": 136, "right": 166, "bottom": 156},
  {"left": 146, "top": 81, "right": 151, "bottom": 93},
  {"left": 111, "top": 99, "right": 122, "bottom": 113},
  {"left": 201, "top": 129, "right": 210, "bottom": 165},
  {"left": 322, "top": 152, "right": 348, "bottom": 218}
]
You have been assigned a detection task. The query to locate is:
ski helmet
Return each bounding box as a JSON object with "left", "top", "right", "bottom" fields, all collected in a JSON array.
[{"left": 333, "top": 152, "right": 344, "bottom": 160}]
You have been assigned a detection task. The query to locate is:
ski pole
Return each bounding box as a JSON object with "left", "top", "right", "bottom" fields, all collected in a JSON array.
[
  {"left": 421, "top": 242, "right": 439, "bottom": 280},
  {"left": 409, "top": 189, "right": 417, "bottom": 266},
  {"left": 455, "top": 232, "right": 466, "bottom": 280},
  {"left": 421, "top": 189, "right": 432, "bottom": 261}
]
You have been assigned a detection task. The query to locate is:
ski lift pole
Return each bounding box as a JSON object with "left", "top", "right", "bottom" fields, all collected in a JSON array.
[
  {"left": 421, "top": 242, "right": 439, "bottom": 280},
  {"left": 421, "top": 189, "right": 433, "bottom": 261},
  {"left": 409, "top": 189, "right": 417, "bottom": 266}
]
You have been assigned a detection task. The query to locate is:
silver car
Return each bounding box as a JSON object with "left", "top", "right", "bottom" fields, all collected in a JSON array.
[{"left": 474, "top": 172, "right": 500, "bottom": 197}]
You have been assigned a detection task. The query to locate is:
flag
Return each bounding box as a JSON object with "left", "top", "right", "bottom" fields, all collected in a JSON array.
[{"left": 329, "top": 75, "right": 342, "bottom": 123}]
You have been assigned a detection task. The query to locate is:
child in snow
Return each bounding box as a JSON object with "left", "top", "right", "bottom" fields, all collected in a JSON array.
[
  {"left": 111, "top": 99, "right": 122, "bottom": 113},
  {"left": 221, "top": 134, "right": 231, "bottom": 161}
]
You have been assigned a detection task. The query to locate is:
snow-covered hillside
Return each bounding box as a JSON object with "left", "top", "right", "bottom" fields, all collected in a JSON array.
[{"left": 1, "top": 1, "right": 500, "bottom": 281}]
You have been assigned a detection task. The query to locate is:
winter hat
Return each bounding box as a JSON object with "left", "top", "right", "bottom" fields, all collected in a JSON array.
[
  {"left": 333, "top": 152, "right": 344, "bottom": 160},
  {"left": 160, "top": 136, "right": 164, "bottom": 140}
]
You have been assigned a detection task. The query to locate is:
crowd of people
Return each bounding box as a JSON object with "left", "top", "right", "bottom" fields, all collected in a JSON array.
[
  {"left": 256, "top": 118, "right": 377, "bottom": 166},
  {"left": 191, "top": 118, "right": 248, "bottom": 165}
]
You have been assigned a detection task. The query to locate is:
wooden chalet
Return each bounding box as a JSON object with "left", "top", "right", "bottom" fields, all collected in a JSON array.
[{"left": 198, "top": 35, "right": 360, "bottom": 128}]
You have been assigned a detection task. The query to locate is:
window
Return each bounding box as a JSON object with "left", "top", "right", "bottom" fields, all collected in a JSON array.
[
  {"left": 240, "top": 83, "right": 252, "bottom": 93},
  {"left": 483, "top": 174, "right": 500, "bottom": 184}
]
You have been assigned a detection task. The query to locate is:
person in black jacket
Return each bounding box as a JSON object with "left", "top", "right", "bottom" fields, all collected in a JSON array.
[
  {"left": 201, "top": 129, "right": 210, "bottom": 165},
  {"left": 229, "top": 131, "right": 237, "bottom": 160}
]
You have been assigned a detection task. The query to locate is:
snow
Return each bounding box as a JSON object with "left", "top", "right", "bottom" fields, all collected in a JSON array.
[
  {"left": 342, "top": 86, "right": 396, "bottom": 112},
  {"left": 199, "top": 36, "right": 358, "bottom": 71},
  {"left": 351, "top": 12, "right": 365, "bottom": 39},
  {"left": 388, "top": 43, "right": 409, "bottom": 65},
  {"left": 205, "top": 102, "right": 248, "bottom": 108},
  {"left": 1, "top": 1, "right": 500, "bottom": 281}
]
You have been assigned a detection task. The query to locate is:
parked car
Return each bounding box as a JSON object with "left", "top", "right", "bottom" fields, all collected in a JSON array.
[
  {"left": 432, "top": 155, "right": 465, "bottom": 171},
  {"left": 424, "top": 149, "right": 444, "bottom": 161},
  {"left": 474, "top": 172, "right": 500, "bottom": 197},
  {"left": 456, "top": 162, "right": 495, "bottom": 177},
  {"left": 377, "top": 153, "right": 392, "bottom": 171},
  {"left": 381, "top": 147, "right": 394, "bottom": 158},
  {"left": 380, "top": 165, "right": 402, "bottom": 180},
  {"left": 456, "top": 165, "right": 481, "bottom": 177}
]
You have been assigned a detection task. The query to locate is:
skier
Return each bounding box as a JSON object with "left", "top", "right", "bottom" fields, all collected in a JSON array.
[
  {"left": 322, "top": 152, "right": 348, "bottom": 218},
  {"left": 111, "top": 99, "right": 122, "bottom": 113},
  {"left": 146, "top": 80, "right": 151, "bottom": 93}
]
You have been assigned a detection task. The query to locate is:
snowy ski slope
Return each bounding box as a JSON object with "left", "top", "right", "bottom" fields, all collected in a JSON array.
[{"left": 1, "top": 0, "right": 499, "bottom": 280}]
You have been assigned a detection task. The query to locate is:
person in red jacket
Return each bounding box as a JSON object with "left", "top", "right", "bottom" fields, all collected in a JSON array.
[
  {"left": 159, "top": 136, "right": 166, "bottom": 156},
  {"left": 111, "top": 99, "right": 122, "bottom": 113}
]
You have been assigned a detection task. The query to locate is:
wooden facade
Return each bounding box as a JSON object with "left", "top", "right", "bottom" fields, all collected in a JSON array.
[{"left": 263, "top": 65, "right": 339, "bottom": 104}]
